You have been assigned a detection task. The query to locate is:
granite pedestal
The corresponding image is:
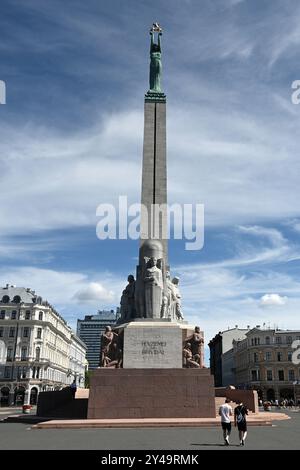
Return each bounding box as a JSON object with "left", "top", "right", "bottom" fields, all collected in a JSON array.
[{"left": 87, "top": 368, "right": 216, "bottom": 419}]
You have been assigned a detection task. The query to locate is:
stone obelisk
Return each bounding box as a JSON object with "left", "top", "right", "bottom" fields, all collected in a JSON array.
[
  {"left": 117, "top": 25, "right": 186, "bottom": 323},
  {"left": 140, "top": 24, "right": 168, "bottom": 265}
]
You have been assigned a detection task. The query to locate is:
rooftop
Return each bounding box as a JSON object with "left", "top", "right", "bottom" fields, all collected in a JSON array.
[{"left": 0, "top": 284, "right": 67, "bottom": 326}]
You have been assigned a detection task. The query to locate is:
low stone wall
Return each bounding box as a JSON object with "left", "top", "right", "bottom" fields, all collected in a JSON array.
[
  {"left": 37, "top": 388, "right": 88, "bottom": 419},
  {"left": 215, "top": 387, "right": 258, "bottom": 413},
  {"left": 37, "top": 388, "right": 72, "bottom": 416}
]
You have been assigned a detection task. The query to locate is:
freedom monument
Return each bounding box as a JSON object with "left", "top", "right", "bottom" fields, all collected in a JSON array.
[{"left": 87, "top": 25, "right": 216, "bottom": 419}]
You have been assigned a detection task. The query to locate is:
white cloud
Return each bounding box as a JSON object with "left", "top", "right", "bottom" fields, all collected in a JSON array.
[
  {"left": 0, "top": 266, "right": 122, "bottom": 315},
  {"left": 260, "top": 293, "right": 288, "bottom": 307},
  {"left": 73, "top": 282, "right": 114, "bottom": 304}
]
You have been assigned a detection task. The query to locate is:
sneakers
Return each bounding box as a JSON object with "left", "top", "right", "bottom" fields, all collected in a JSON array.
[
  {"left": 242, "top": 440, "right": 245, "bottom": 446},
  {"left": 224, "top": 437, "right": 230, "bottom": 446}
]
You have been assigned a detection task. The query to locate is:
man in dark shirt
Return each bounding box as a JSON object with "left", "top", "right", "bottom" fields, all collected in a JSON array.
[{"left": 234, "top": 401, "right": 248, "bottom": 446}]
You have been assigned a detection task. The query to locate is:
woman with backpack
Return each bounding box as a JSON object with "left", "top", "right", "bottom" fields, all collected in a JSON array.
[{"left": 234, "top": 401, "right": 248, "bottom": 446}]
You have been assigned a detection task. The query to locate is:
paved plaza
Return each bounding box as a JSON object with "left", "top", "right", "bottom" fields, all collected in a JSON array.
[{"left": 0, "top": 409, "right": 299, "bottom": 450}]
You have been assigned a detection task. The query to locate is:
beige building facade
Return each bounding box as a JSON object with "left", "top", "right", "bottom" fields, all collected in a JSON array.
[
  {"left": 0, "top": 285, "right": 87, "bottom": 406},
  {"left": 234, "top": 327, "right": 300, "bottom": 402}
]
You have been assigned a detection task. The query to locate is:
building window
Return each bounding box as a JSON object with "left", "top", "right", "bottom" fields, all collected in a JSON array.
[
  {"left": 267, "top": 370, "right": 273, "bottom": 381},
  {"left": 32, "top": 367, "right": 36, "bottom": 378},
  {"left": 251, "top": 338, "right": 254, "bottom": 346},
  {"left": 277, "top": 352, "right": 283, "bottom": 362},
  {"left": 13, "top": 295, "right": 21, "bottom": 303},
  {"left": 38, "top": 312, "right": 43, "bottom": 321},
  {"left": 36, "top": 367, "right": 40, "bottom": 379},
  {"left": 251, "top": 370, "right": 260, "bottom": 381},
  {"left": 25, "top": 311, "right": 31, "bottom": 320},
  {"left": 288, "top": 370, "right": 295, "bottom": 381},
  {"left": 265, "top": 351, "right": 272, "bottom": 361},
  {"left": 4, "top": 367, "right": 11, "bottom": 379},
  {"left": 265, "top": 336, "right": 270, "bottom": 345},
  {"left": 0, "top": 310, "right": 5, "bottom": 319},
  {"left": 6, "top": 347, "right": 13, "bottom": 361},
  {"left": 0, "top": 327, "right": 3, "bottom": 337},
  {"left": 2, "top": 295, "right": 10, "bottom": 303},
  {"left": 278, "top": 370, "right": 284, "bottom": 381},
  {"left": 286, "top": 336, "right": 293, "bottom": 344},
  {"left": 9, "top": 327, "right": 15, "bottom": 338},
  {"left": 35, "top": 347, "right": 40, "bottom": 361},
  {"left": 276, "top": 336, "right": 282, "bottom": 344},
  {"left": 37, "top": 328, "right": 42, "bottom": 339},
  {"left": 21, "top": 347, "right": 27, "bottom": 361},
  {"left": 11, "top": 310, "right": 17, "bottom": 320},
  {"left": 23, "top": 327, "right": 29, "bottom": 338},
  {"left": 22, "top": 367, "right": 27, "bottom": 379},
  {"left": 254, "top": 352, "right": 258, "bottom": 363},
  {"left": 288, "top": 352, "right": 293, "bottom": 362}
]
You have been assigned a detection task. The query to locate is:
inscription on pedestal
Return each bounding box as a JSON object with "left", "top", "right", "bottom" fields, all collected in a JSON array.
[
  {"left": 142, "top": 340, "right": 166, "bottom": 356},
  {"left": 123, "top": 323, "right": 182, "bottom": 368}
]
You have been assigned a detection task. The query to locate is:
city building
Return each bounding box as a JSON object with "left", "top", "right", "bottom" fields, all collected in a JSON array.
[
  {"left": 77, "top": 310, "right": 117, "bottom": 369},
  {"left": 209, "top": 327, "right": 250, "bottom": 386},
  {"left": 234, "top": 327, "right": 300, "bottom": 402},
  {"left": 0, "top": 285, "right": 87, "bottom": 406}
]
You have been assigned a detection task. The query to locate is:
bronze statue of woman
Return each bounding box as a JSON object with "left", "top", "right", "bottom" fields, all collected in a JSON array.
[{"left": 149, "top": 31, "right": 162, "bottom": 93}]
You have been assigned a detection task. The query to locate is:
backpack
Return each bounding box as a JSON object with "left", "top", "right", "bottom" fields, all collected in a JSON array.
[{"left": 236, "top": 407, "right": 244, "bottom": 423}]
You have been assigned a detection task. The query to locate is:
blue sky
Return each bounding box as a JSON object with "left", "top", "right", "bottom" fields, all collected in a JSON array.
[{"left": 1, "top": 0, "right": 300, "bottom": 348}]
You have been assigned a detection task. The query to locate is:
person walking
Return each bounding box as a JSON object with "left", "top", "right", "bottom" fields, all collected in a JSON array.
[
  {"left": 70, "top": 379, "right": 77, "bottom": 399},
  {"left": 234, "top": 401, "right": 248, "bottom": 446},
  {"left": 219, "top": 398, "right": 233, "bottom": 446}
]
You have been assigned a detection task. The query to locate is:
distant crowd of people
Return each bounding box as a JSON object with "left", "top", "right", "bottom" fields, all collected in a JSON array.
[{"left": 259, "top": 398, "right": 300, "bottom": 410}]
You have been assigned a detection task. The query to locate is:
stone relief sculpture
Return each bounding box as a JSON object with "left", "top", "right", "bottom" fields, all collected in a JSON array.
[
  {"left": 171, "top": 277, "right": 184, "bottom": 320},
  {"left": 189, "top": 326, "right": 204, "bottom": 357},
  {"left": 183, "top": 326, "right": 204, "bottom": 368},
  {"left": 120, "top": 274, "right": 136, "bottom": 322},
  {"left": 134, "top": 268, "right": 145, "bottom": 319},
  {"left": 118, "top": 238, "right": 185, "bottom": 322},
  {"left": 161, "top": 270, "right": 172, "bottom": 319},
  {"left": 182, "top": 342, "right": 200, "bottom": 368},
  {"left": 100, "top": 326, "right": 123, "bottom": 368},
  {"left": 144, "top": 257, "right": 163, "bottom": 319}
]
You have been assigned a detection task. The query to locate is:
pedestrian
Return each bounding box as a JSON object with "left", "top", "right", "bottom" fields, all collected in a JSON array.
[
  {"left": 219, "top": 398, "right": 233, "bottom": 446},
  {"left": 234, "top": 401, "right": 248, "bottom": 446},
  {"left": 70, "top": 379, "right": 77, "bottom": 399}
]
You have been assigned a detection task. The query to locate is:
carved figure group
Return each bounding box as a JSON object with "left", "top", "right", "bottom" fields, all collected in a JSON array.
[
  {"left": 183, "top": 326, "right": 204, "bottom": 368},
  {"left": 118, "top": 240, "right": 185, "bottom": 321},
  {"left": 100, "top": 326, "right": 123, "bottom": 368}
]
